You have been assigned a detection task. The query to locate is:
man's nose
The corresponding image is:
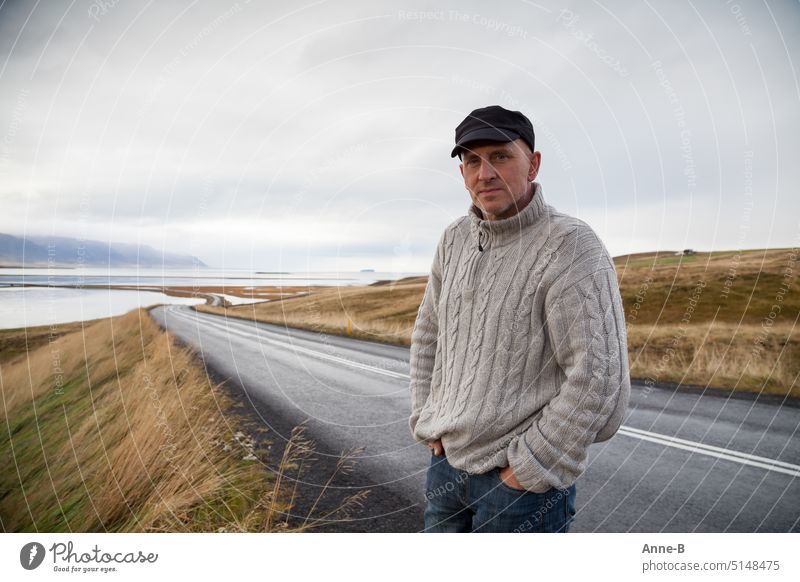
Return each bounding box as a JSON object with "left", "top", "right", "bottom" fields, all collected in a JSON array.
[{"left": 477, "top": 159, "right": 498, "bottom": 181}]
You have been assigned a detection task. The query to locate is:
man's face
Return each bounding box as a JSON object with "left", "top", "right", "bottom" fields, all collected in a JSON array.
[{"left": 459, "top": 138, "right": 541, "bottom": 221}]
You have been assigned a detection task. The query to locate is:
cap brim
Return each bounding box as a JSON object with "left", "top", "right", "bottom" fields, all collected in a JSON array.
[{"left": 450, "top": 127, "right": 521, "bottom": 157}]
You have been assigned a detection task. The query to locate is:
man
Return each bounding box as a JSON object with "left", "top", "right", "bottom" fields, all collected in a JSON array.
[{"left": 409, "top": 105, "right": 630, "bottom": 533}]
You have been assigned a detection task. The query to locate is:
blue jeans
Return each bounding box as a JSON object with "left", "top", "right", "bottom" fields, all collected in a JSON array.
[{"left": 423, "top": 451, "right": 576, "bottom": 533}]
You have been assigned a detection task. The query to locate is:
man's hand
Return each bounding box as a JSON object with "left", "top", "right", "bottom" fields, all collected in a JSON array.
[
  {"left": 427, "top": 439, "right": 444, "bottom": 456},
  {"left": 499, "top": 465, "right": 526, "bottom": 490}
]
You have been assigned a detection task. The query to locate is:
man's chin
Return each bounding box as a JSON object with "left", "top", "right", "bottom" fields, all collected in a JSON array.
[{"left": 477, "top": 203, "right": 511, "bottom": 218}]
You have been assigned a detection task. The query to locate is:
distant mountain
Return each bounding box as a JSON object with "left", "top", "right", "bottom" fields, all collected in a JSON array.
[{"left": 0, "top": 233, "right": 207, "bottom": 268}]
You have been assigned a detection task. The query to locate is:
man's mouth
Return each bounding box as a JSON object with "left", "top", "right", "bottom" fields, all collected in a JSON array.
[{"left": 478, "top": 188, "right": 501, "bottom": 194}]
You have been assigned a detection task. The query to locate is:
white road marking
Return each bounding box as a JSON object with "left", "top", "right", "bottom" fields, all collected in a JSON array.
[
  {"left": 166, "top": 306, "right": 410, "bottom": 379},
  {"left": 617, "top": 427, "right": 800, "bottom": 477}
]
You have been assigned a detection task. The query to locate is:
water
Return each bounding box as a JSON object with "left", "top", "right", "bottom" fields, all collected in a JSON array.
[
  {"left": 0, "top": 267, "right": 424, "bottom": 288},
  {"left": 0, "top": 287, "right": 206, "bottom": 329},
  {"left": 0, "top": 268, "right": 426, "bottom": 329}
]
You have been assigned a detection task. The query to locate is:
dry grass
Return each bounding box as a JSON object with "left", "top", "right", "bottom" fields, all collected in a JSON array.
[
  {"left": 627, "top": 322, "right": 799, "bottom": 398},
  {"left": 199, "top": 250, "right": 799, "bottom": 397},
  {"left": 618, "top": 248, "right": 799, "bottom": 396},
  {"left": 0, "top": 321, "right": 84, "bottom": 365},
  {"left": 615, "top": 248, "right": 799, "bottom": 326},
  {"left": 197, "top": 278, "right": 427, "bottom": 346},
  {"left": 0, "top": 309, "right": 368, "bottom": 532}
]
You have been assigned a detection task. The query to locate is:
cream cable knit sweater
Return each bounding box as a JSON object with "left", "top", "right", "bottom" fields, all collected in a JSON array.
[{"left": 409, "top": 181, "right": 630, "bottom": 493}]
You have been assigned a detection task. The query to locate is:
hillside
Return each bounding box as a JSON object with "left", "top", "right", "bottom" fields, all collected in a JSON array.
[
  {"left": 0, "top": 232, "right": 207, "bottom": 268},
  {"left": 0, "top": 310, "right": 278, "bottom": 531}
]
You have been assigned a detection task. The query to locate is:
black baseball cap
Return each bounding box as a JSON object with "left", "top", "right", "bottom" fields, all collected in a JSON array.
[{"left": 451, "top": 105, "right": 536, "bottom": 158}]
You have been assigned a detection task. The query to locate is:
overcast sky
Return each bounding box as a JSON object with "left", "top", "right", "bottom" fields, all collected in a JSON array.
[{"left": 1, "top": 0, "right": 798, "bottom": 272}]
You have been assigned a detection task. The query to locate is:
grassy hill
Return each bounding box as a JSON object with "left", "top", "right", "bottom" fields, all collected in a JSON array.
[
  {"left": 616, "top": 248, "right": 797, "bottom": 396},
  {"left": 198, "top": 248, "right": 799, "bottom": 398},
  {"left": 0, "top": 309, "right": 359, "bottom": 532}
]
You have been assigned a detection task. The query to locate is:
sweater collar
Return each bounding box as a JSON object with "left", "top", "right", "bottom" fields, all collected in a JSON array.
[{"left": 468, "top": 182, "right": 547, "bottom": 247}]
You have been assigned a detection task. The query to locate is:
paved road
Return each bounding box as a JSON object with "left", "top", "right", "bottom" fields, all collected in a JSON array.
[{"left": 150, "top": 304, "right": 800, "bottom": 532}]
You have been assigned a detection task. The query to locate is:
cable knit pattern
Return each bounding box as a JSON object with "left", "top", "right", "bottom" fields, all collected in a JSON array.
[
  {"left": 448, "top": 245, "right": 505, "bottom": 421},
  {"left": 409, "top": 182, "right": 630, "bottom": 493}
]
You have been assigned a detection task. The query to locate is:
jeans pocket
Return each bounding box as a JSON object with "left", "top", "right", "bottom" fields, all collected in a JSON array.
[{"left": 494, "top": 468, "right": 528, "bottom": 495}]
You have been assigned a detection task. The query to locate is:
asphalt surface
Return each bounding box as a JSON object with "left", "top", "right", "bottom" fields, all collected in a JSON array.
[{"left": 150, "top": 304, "right": 800, "bottom": 533}]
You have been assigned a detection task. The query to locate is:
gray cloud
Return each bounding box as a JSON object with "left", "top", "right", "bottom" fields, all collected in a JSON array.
[{"left": 1, "top": 0, "right": 798, "bottom": 270}]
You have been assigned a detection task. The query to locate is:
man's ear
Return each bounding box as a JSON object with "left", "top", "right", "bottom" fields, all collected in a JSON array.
[
  {"left": 527, "top": 151, "right": 541, "bottom": 182},
  {"left": 459, "top": 163, "right": 464, "bottom": 180}
]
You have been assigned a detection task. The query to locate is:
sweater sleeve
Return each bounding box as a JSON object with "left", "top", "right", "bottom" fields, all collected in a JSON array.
[
  {"left": 505, "top": 266, "right": 630, "bottom": 493},
  {"left": 408, "top": 235, "right": 444, "bottom": 443}
]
